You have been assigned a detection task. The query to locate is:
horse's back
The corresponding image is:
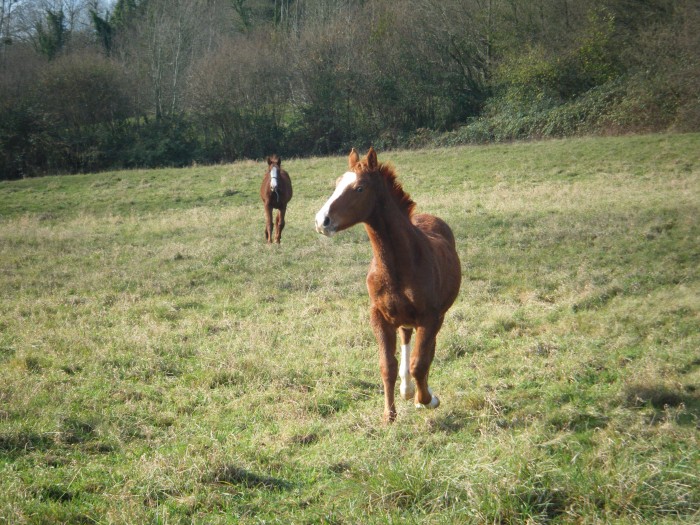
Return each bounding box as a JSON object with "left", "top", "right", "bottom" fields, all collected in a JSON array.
[
  {"left": 281, "top": 169, "right": 293, "bottom": 201},
  {"left": 412, "top": 213, "right": 461, "bottom": 312},
  {"left": 412, "top": 213, "right": 456, "bottom": 249}
]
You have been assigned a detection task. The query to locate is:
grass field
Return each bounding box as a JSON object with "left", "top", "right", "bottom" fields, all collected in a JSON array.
[{"left": 0, "top": 133, "right": 698, "bottom": 524}]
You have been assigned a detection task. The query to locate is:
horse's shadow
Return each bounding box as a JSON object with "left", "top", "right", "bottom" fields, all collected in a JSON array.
[
  {"left": 210, "top": 464, "right": 292, "bottom": 491},
  {"left": 625, "top": 380, "right": 700, "bottom": 427}
]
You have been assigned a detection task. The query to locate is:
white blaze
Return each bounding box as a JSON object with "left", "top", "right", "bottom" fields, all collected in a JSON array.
[
  {"left": 270, "top": 166, "right": 279, "bottom": 191},
  {"left": 315, "top": 171, "right": 357, "bottom": 234}
]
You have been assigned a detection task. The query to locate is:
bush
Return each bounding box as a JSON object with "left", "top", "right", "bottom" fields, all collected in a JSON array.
[
  {"left": 118, "top": 117, "right": 199, "bottom": 169},
  {"left": 0, "top": 103, "right": 48, "bottom": 179}
]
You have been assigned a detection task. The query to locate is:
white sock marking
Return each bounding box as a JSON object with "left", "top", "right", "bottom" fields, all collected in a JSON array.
[{"left": 399, "top": 342, "right": 415, "bottom": 400}]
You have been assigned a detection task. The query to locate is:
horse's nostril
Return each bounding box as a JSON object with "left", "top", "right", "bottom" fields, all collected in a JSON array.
[{"left": 323, "top": 216, "right": 331, "bottom": 227}]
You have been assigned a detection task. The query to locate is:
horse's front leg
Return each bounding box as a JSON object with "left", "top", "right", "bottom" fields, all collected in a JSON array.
[
  {"left": 264, "top": 204, "right": 273, "bottom": 243},
  {"left": 370, "top": 307, "right": 398, "bottom": 422},
  {"left": 274, "top": 206, "right": 286, "bottom": 243},
  {"left": 411, "top": 317, "right": 444, "bottom": 409}
]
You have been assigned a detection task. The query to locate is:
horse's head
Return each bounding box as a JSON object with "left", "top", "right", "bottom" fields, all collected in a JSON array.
[
  {"left": 315, "top": 147, "right": 380, "bottom": 236},
  {"left": 267, "top": 155, "right": 281, "bottom": 191}
]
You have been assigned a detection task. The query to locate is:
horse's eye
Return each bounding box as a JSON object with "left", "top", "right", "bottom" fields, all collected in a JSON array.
[{"left": 356, "top": 186, "right": 363, "bottom": 193}]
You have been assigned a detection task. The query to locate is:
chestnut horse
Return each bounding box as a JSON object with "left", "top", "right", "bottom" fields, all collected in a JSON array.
[
  {"left": 315, "top": 148, "right": 461, "bottom": 422},
  {"left": 260, "top": 155, "right": 293, "bottom": 243}
]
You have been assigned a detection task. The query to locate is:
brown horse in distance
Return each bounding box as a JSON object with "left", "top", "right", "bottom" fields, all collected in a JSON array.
[
  {"left": 260, "top": 155, "right": 292, "bottom": 243},
  {"left": 315, "top": 148, "right": 461, "bottom": 422}
]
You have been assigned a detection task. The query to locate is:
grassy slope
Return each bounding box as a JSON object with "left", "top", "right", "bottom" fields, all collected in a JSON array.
[{"left": 0, "top": 134, "right": 698, "bottom": 524}]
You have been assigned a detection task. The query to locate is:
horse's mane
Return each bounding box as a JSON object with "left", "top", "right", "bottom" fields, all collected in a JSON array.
[
  {"left": 356, "top": 159, "right": 416, "bottom": 217},
  {"left": 379, "top": 162, "right": 416, "bottom": 218}
]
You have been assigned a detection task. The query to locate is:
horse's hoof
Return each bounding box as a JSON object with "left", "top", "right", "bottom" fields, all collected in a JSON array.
[
  {"left": 415, "top": 395, "right": 440, "bottom": 409},
  {"left": 415, "top": 389, "right": 440, "bottom": 409},
  {"left": 400, "top": 381, "right": 416, "bottom": 400}
]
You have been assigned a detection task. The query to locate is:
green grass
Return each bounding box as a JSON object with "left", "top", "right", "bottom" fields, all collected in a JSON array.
[{"left": 1, "top": 133, "right": 698, "bottom": 523}]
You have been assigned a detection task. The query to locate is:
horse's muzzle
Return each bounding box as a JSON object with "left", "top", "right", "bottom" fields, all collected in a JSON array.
[{"left": 314, "top": 212, "right": 335, "bottom": 236}]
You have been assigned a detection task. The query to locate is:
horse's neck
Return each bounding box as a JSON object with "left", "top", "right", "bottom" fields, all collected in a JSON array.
[{"left": 364, "top": 201, "right": 416, "bottom": 277}]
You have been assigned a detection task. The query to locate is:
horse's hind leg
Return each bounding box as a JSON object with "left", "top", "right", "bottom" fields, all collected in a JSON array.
[
  {"left": 274, "top": 206, "right": 286, "bottom": 243},
  {"left": 399, "top": 327, "right": 416, "bottom": 400},
  {"left": 264, "top": 204, "right": 273, "bottom": 243},
  {"left": 411, "top": 318, "right": 444, "bottom": 409}
]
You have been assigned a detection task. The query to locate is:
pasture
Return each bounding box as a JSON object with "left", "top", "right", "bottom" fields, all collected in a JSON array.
[{"left": 0, "top": 134, "right": 698, "bottom": 523}]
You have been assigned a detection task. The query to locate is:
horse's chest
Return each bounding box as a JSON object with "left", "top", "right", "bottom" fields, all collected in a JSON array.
[{"left": 367, "top": 274, "right": 418, "bottom": 326}]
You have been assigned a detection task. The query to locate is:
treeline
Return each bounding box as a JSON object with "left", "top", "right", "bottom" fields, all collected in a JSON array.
[{"left": 1, "top": 0, "right": 698, "bottom": 179}]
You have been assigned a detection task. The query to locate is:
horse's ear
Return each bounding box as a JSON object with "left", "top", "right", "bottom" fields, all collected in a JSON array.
[
  {"left": 348, "top": 148, "right": 359, "bottom": 169},
  {"left": 267, "top": 156, "right": 273, "bottom": 166},
  {"left": 366, "top": 147, "right": 378, "bottom": 170}
]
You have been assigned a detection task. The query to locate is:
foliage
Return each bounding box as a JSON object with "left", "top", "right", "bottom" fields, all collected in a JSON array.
[
  {"left": 0, "top": 102, "right": 48, "bottom": 180},
  {"left": 0, "top": 0, "right": 698, "bottom": 178},
  {"left": 111, "top": 0, "right": 141, "bottom": 30},
  {"left": 116, "top": 116, "right": 200, "bottom": 168},
  {"left": 90, "top": 9, "right": 114, "bottom": 54},
  {"left": 33, "top": 9, "right": 67, "bottom": 61}
]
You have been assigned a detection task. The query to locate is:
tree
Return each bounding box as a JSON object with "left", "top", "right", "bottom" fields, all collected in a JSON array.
[
  {"left": 111, "top": 0, "right": 139, "bottom": 30},
  {"left": 38, "top": 50, "right": 132, "bottom": 129},
  {"left": 230, "top": 0, "right": 253, "bottom": 30},
  {"left": 90, "top": 8, "right": 113, "bottom": 53},
  {"left": 34, "top": 8, "right": 66, "bottom": 60},
  {"left": 1, "top": 0, "right": 18, "bottom": 45},
  {"left": 187, "top": 31, "right": 287, "bottom": 160}
]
